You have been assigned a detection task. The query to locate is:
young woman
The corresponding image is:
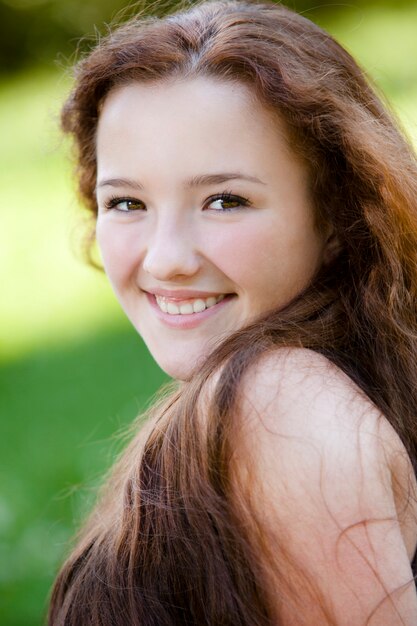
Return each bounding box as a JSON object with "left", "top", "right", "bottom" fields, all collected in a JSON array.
[{"left": 49, "top": 1, "right": 417, "bottom": 624}]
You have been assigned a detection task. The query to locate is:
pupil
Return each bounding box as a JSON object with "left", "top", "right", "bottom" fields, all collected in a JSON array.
[{"left": 223, "top": 199, "right": 237, "bottom": 208}]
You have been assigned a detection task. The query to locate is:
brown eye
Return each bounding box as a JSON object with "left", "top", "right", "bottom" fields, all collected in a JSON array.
[
  {"left": 106, "top": 198, "right": 146, "bottom": 212},
  {"left": 206, "top": 194, "right": 251, "bottom": 211}
]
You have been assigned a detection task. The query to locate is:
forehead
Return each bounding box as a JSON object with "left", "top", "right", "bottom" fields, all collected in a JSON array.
[
  {"left": 96, "top": 76, "right": 302, "bottom": 187},
  {"left": 99, "top": 76, "right": 267, "bottom": 131},
  {"left": 98, "top": 76, "right": 288, "bottom": 142},
  {"left": 102, "top": 75, "right": 259, "bottom": 112}
]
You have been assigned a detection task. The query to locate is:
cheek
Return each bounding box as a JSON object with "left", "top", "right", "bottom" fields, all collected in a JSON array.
[
  {"left": 205, "top": 217, "right": 324, "bottom": 302},
  {"left": 204, "top": 220, "right": 287, "bottom": 284},
  {"left": 96, "top": 220, "right": 140, "bottom": 284}
]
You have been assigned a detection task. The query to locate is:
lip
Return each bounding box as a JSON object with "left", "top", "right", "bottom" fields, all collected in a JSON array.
[{"left": 145, "top": 291, "right": 235, "bottom": 329}]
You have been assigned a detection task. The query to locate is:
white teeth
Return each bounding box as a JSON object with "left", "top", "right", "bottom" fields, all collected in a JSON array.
[
  {"left": 154, "top": 294, "right": 226, "bottom": 315},
  {"left": 192, "top": 299, "right": 206, "bottom": 313},
  {"left": 179, "top": 302, "right": 194, "bottom": 314},
  {"left": 167, "top": 302, "right": 180, "bottom": 315}
]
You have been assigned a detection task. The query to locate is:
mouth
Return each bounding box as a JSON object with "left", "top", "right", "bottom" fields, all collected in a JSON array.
[
  {"left": 144, "top": 291, "right": 235, "bottom": 329},
  {"left": 154, "top": 293, "right": 226, "bottom": 315}
]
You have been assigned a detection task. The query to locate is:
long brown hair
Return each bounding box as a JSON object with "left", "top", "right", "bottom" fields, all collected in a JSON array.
[{"left": 49, "top": 1, "right": 417, "bottom": 624}]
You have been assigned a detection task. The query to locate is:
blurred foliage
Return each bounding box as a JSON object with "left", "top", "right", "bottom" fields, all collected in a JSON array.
[
  {"left": 1, "top": 0, "right": 417, "bottom": 72},
  {"left": 0, "top": 0, "right": 127, "bottom": 71}
]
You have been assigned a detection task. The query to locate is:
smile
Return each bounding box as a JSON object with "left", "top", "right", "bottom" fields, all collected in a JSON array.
[{"left": 155, "top": 294, "right": 225, "bottom": 315}]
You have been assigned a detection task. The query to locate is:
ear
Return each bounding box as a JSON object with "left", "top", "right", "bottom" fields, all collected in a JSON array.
[{"left": 322, "top": 229, "right": 341, "bottom": 265}]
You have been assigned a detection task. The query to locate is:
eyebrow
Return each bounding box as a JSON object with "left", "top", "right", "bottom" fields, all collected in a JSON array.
[{"left": 96, "top": 172, "right": 266, "bottom": 191}]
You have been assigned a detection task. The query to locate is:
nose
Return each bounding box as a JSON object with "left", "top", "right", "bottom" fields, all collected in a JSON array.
[{"left": 142, "top": 218, "right": 200, "bottom": 281}]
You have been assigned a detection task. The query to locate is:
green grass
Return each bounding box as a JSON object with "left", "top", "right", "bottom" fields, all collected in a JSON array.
[
  {"left": 1, "top": 6, "right": 417, "bottom": 625},
  {"left": 0, "top": 325, "right": 167, "bottom": 625}
]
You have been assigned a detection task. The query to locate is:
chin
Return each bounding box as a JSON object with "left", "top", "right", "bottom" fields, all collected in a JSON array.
[
  {"left": 156, "top": 359, "right": 195, "bottom": 381},
  {"left": 152, "top": 349, "right": 211, "bottom": 381},
  {"left": 147, "top": 334, "right": 225, "bottom": 381}
]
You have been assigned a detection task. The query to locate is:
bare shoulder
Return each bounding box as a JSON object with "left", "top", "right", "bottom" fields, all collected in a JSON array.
[
  {"left": 238, "top": 347, "right": 409, "bottom": 466},
  {"left": 232, "top": 348, "right": 417, "bottom": 625}
]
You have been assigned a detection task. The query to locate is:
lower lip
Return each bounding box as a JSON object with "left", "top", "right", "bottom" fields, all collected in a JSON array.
[{"left": 145, "top": 293, "right": 234, "bottom": 329}]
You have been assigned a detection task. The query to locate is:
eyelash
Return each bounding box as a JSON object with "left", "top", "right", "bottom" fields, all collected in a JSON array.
[
  {"left": 205, "top": 191, "right": 251, "bottom": 212},
  {"left": 104, "top": 196, "right": 145, "bottom": 212},
  {"left": 103, "top": 191, "right": 252, "bottom": 213}
]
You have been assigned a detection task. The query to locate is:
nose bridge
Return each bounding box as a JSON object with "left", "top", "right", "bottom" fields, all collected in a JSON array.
[{"left": 143, "top": 208, "right": 199, "bottom": 280}]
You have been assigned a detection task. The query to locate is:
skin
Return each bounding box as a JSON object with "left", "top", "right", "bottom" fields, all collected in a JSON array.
[
  {"left": 235, "top": 349, "right": 417, "bottom": 624},
  {"left": 95, "top": 77, "right": 330, "bottom": 380}
]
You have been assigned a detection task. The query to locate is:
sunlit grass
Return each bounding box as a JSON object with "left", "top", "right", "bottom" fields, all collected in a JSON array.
[{"left": 0, "top": 68, "right": 121, "bottom": 361}]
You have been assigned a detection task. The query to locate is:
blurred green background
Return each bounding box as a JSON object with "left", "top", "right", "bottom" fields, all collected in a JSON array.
[{"left": 1, "top": 1, "right": 416, "bottom": 624}]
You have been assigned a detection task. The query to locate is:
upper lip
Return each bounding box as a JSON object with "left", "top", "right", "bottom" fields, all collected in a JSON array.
[{"left": 143, "top": 288, "right": 229, "bottom": 300}]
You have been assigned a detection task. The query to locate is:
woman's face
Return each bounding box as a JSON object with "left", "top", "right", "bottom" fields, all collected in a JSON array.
[{"left": 96, "top": 77, "right": 328, "bottom": 379}]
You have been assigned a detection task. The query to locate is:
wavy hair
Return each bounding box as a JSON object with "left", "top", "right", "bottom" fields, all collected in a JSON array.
[{"left": 49, "top": 1, "right": 417, "bottom": 624}]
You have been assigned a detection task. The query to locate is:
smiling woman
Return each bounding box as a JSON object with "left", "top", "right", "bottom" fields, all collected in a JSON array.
[{"left": 49, "top": 1, "right": 417, "bottom": 625}]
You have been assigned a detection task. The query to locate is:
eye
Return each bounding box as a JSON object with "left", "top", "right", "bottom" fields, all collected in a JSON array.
[
  {"left": 205, "top": 192, "right": 251, "bottom": 212},
  {"left": 104, "top": 197, "right": 146, "bottom": 212}
]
